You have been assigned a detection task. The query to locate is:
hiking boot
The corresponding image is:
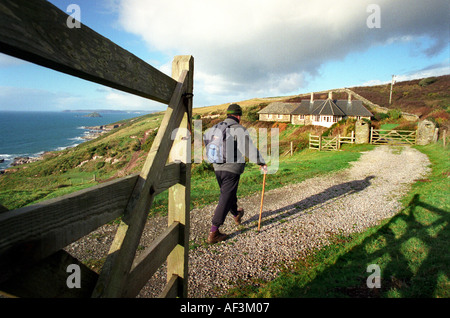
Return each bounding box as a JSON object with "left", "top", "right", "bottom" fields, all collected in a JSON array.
[
  {"left": 233, "top": 208, "right": 245, "bottom": 225},
  {"left": 207, "top": 230, "right": 228, "bottom": 244}
]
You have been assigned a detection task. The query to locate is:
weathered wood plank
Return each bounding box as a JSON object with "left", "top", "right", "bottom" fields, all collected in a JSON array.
[
  {"left": 154, "top": 162, "right": 184, "bottom": 195},
  {"left": 0, "top": 204, "right": 9, "bottom": 214},
  {"left": 0, "top": 173, "right": 138, "bottom": 284},
  {"left": 0, "top": 250, "right": 98, "bottom": 298},
  {"left": 92, "top": 66, "right": 190, "bottom": 298},
  {"left": 158, "top": 274, "right": 179, "bottom": 298},
  {"left": 167, "top": 56, "right": 193, "bottom": 298},
  {"left": 122, "top": 222, "right": 180, "bottom": 298},
  {"left": 0, "top": 162, "right": 182, "bottom": 285},
  {"left": 0, "top": 0, "right": 177, "bottom": 104}
]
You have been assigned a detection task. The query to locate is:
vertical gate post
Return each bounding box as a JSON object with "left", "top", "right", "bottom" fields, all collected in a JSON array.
[{"left": 167, "top": 56, "right": 194, "bottom": 298}]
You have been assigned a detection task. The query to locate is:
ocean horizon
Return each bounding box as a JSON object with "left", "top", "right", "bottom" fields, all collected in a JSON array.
[{"left": 0, "top": 110, "right": 148, "bottom": 170}]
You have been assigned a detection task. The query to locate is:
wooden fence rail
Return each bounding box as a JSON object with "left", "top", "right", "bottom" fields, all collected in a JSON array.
[{"left": 0, "top": 0, "right": 193, "bottom": 298}]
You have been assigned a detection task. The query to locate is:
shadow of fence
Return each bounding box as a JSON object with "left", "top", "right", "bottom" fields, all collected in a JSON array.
[{"left": 280, "top": 194, "right": 449, "bottom": 297}]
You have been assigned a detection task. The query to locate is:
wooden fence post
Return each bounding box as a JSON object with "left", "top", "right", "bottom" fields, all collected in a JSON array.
[
  {"left": 0, "top": 0, "right": 195, "bottom": 299},
  {"left": 166, "top": 56, "right": 194, "bottom": 298},
  {"left": 92, "top": 60, "right": 190, "bottom": 298},
  {"left": 443, "top": 130, "right": 446, "bottom": 147}
]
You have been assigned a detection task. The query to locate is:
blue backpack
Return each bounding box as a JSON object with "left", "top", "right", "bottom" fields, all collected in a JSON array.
[{"left": 204, "top": 121, "right": 234, "bottom": 164}]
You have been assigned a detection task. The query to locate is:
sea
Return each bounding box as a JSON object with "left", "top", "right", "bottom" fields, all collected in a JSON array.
[{"left": 0, "top": 111, "right": 149, "bottom": 171}]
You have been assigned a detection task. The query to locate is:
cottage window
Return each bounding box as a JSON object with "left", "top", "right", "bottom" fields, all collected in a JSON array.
[
  {"left": 314, "top": 115, "right": 320, "bottom": 122},
  {"left": 277, "top": 114, "right": 283, "bottom": 119},
  {"left": 298, "top": 115, "right": 305, "bottom": 120},
  {"left": 268, "top": 114, "right": 272, "bottom": 119}
]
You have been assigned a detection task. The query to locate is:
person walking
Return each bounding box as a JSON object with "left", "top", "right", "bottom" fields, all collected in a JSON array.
[{"left": 206, "top": 103, "right": 267, "bottom": 244}]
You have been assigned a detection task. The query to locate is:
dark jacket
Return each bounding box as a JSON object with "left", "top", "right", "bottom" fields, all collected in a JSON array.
[{"left": 213, "top": 116, "right": 265, "bottom": 175}]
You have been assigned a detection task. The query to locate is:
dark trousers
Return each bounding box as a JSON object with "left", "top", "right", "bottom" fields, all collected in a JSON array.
[{"left": 212, "top": 170, "right": 241, "bottom": 227}]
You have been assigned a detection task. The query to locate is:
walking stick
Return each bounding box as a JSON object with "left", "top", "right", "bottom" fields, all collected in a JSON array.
[{"left": 258, "top": 169, "right": 267, "bottom": 232}]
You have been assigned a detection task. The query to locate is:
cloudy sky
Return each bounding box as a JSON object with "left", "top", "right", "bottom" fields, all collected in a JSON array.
[{"left": 0, "top": 0, "right": 448, "bottom": 111}]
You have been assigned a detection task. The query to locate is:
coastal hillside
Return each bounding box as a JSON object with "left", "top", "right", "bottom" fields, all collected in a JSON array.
[
  {"left": 0, "top": 74, "right": 448, "bottom": 211},
  {"left": 0, "top": 112, "right": 164, "bottom": 210},
  {"left": 351, "top": 75, "right": 450, "bottom": 129}
]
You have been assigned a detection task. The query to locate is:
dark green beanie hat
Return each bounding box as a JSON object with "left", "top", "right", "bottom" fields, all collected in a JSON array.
[{"left": 227, "top": 103, "right": 242, "bottom": 116}]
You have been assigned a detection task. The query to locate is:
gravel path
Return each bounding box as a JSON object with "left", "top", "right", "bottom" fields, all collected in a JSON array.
[{"left": 65, "top": 145, "right": 431, "bottom": 298}]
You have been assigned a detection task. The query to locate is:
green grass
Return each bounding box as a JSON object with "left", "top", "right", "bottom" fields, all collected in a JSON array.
[
  {"left": 225, "top": 142, "right": 449, "bottom": 298},
  {"left": 380, "top": 123, "right": 400, "bottom": 130}
]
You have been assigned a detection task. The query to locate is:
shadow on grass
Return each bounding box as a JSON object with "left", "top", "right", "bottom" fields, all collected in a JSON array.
[{"left": 280, "top": 194, "right": 449, "bottom": 298}]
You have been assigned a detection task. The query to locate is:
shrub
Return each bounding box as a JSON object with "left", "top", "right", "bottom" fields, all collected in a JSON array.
[
  {"left": 192, "top": 161, "right": 214, "bottom": 175},
  {"left": 418, "top": 77, "right": 437, "bottom": 87},
  {"left": 374, "top": 112, "right": 389, "bottom": 121},
  {"left": 244, "top": 106, "right": 260, "bottom": 122},
  {"left": 387, "top": 109, "right": 402, "bottom": 120}
]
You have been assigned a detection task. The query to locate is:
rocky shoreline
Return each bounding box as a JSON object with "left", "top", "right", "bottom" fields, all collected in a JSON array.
[
  {"left": 0, "top": 123, "right": 125, "bottom": 174},
  {"left": 10, "top": 156, "right": 44, "bottom": 166},
  {"left": 82, "top": 124, "right": 123, "bottom": 140}
]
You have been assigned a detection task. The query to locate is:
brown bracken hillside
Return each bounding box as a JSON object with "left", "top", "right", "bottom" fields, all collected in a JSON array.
[{"left": 351, "top": 75, "right": 450, "bottom": 129}]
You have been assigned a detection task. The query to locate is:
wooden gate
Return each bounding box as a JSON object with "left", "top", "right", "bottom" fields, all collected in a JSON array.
[
  {"left": 309, "top": 133, "right": 354, "bottom": 151},
  {"left": 370, "top": 128, "right": 416, "bottom": 145},
  {"left": 321, "top": 136, "right": 339, "bottom": 151},
  {"left": 0, "top": 0, "right": 193, "bottom": 298}
]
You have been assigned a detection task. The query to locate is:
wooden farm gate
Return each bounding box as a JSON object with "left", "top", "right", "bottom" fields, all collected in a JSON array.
[
  {"left": 370, "top": 128, "right": 416, "bottom": 145},
  {"left": 0, "top": 0, "right": 193, "bottom": 298},
  {"left": 309, "top": 132, "right": 355, "bottom": 151}
]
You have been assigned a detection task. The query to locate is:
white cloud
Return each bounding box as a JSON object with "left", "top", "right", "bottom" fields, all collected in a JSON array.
[
  {"left": 103, "top": 88, "right": 165, "bottom": 110},
  {"left": 116, "top": 0, "right": 449, "bottom": 105},
  {"left": 0, "top": 86, "right": 165, "bottom": 112}
]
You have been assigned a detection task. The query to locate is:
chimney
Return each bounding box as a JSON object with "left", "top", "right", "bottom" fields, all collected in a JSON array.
[
  {"left": 310, "top": 92, "right": 314, "bottom": 104},
  {"left": 328, "top": 91, "right": 333, "bottom": 100},
  {"left": 348, "top": 92, "right": 352, "bottom": 104}
]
